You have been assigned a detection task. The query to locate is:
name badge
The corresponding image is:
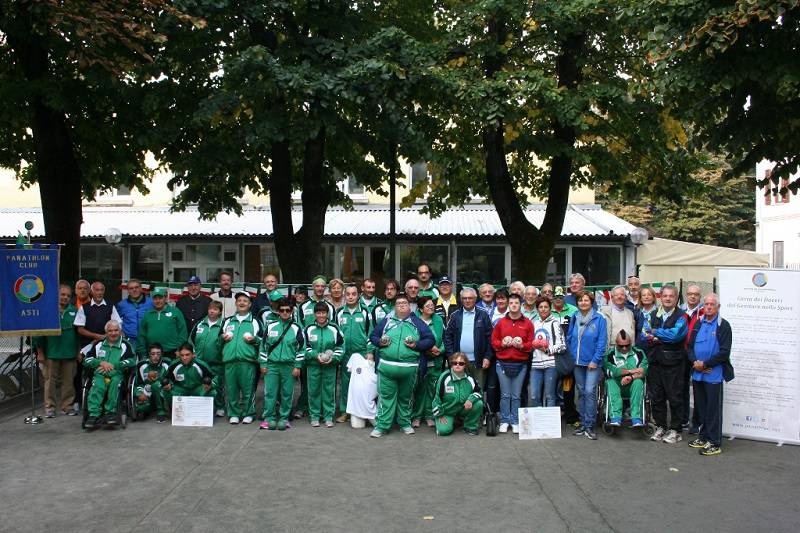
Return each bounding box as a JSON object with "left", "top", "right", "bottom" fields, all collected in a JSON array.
[
  {"left": 69, "top": 312, "right": 76, "bottom": 316},
  {"left": 226, "top": 325, "right": 235, "bottom": 332},
  {"left": 445, "top": 386, "right": 455, "bottom": 394},
  {"left": 355, "top": 317, "right": 363, "bottom": 322},
  {"left": 197, "top": 327, "right": 205, "bottom": 334},
  {"left": 175, "top": 373, "right": 185, "bottom": 382},
  {"left": 98, "top": 350, "right": 106, "bottom": 358},
  {"left": 340, "top": 318, "right": 348, "bottom": 324},
  {"left": 269, "top": 330, "right": 279, "bottom": 337},
  {"left": 303, "top": 308, "right": 312, "bottom": 315},
  {"left": 309, "top": 335, "right": 318, "bottom": 342},
  {"left": 165, "top": 312, "right": 173, "bottom": 317}
]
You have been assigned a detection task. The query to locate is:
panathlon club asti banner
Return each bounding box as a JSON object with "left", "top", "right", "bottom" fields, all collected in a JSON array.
[
  {"left": 0, "top": 246, "right": 61, "bottom": 336},
  {"left": 719, "top": 268, "right": 800, "bottom": 445}
]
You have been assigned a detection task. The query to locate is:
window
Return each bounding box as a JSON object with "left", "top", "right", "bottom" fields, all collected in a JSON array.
[
  {"left": 410, "top": 162, "right": 429, "bottom": 189},
  {"left": 780, "top": 178, "right": 791, "bottom": 203},
  {"left": 339, "top": 174, "right": 366, "bottom": 199},
  {"left": 115, "top": 185, "right": 131, "bottom": 196},
  {"left": 399, "top": 244, "right": 448, "bottom": 283},
  {"left": 130, "top": 244, "right": 165, "bottom": 281},
  {"left": 546, "top": 248, "right": 567, "bottom": 286},
  {"left": 773, "top": 241, "right": 785, "bottom": 268},
  {"left": 80, "top": 244, "right": 123, "bottom": 285},
  {"left": 457, "top": 245, "right": 505, "bottom": 285},
  {"left": 340, "top": 246, "right": 365, "bottom": 283},
  {"left": 244, "top": 244, "right": 280, "bottom": 282},
  {"left": 571, "top": 246, "right": 622, "bottom": 286}
]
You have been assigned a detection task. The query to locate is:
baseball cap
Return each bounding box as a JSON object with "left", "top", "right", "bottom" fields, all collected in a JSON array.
[
  {"left": 152, "top": 287, "right": 167, "bottom": 297},
  {"left": 187, "top": 276, "right": 202, "bottom": 284},
  {"left": 268, "top": 289, "right": 283, "bottom": 302},
  {"left": 234, "top": 291, "right": 252, "bottom": 301},
  {"left": 438, "top": 275, "right": 452, "bottom": 285},
  {"left": 553, "top": 286, "right": 565, "bottom": 298}
]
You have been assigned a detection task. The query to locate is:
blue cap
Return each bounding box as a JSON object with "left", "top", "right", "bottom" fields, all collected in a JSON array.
[
  {"left": 187, "top": 276, "right": 202, "bottom": 285},
  {"left": 438, "top": 275, "right": 452, "bottom": 285}
]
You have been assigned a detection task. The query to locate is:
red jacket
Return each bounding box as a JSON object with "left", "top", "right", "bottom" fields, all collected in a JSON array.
[
  {"left": 683, "top": 305, "right": 705, "bottom": 349},
  {"left": 491, "top": 315, "right": 534, "bottom": 363}
]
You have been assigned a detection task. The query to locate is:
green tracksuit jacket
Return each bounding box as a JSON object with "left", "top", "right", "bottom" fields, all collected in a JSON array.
[
  {"left": 137, "top": 306, "right": 188, "bottom": 357},
  {"left": 33, "top": 304, "right": 79, "bottom": 359},
  {"left": 299, "top": 298, "right": 336, "bottom": 327},
  {"left": 133, "top": 359, "right": 170, "bottom": 415},
  {"left": 603, "top": 345, "right": 648, "bottom": 420},
  {"left": 190, "top": 317, "right": 224, "bottom": 366},
  {"left": 336, "top": 305, "right": 373, "bottom": 412},
  {"left": 431, "top": 369, "right": 483, "bottom": 434},
  {"left": 359, "top": 295, "right": 379, "bottom": 315},
  {"left": 304, "top": 321, "right": 344, "bottom": 421},
  {"left": 166, "top": 357, "right": 217, "bottom": 397},
  {"left": 84, "top": 338, "right": 136, "bottom": 417},
  {"left": 220, "top": 313, "right": 262, "bottom": 363},
  {"left": 259, "top": 320, "right": 305, "bottom": 369}
]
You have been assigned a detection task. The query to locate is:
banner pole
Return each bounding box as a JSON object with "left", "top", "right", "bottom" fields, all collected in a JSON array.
[{"left": 23, "top": 335, "right": 42, "bottom": 425}]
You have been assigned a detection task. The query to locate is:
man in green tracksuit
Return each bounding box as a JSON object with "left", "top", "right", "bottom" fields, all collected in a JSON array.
[
  {"left": 221, "top": 292, "right": 262, "bottom": 424},
  {"left": 136, "top": 287, "right": 188, "bottom": 360},
  {"left": 368, "top": 295, "right": 435, "bottom": 437},
  {"left": 295, "top": 276, "right": 336, "bottom": 418},
  {"left": 432, "top": 353, "right": 484, "bottom": 436},
  {"left": 603, "top": 330, "right": 648, "bottom": 427},
  {"left": 304, "top": 302, "right": 344, "bottom": 426},
  {"left": 370, "top": 279, "right": 399, "bottom": 332},
  {"left": 133, "top": 343, "right": 170, "bottom": 422},
  {"left": 359, "top": 278, "right": 379, "bottom": 315},
  {"left": 259, "top": 298, "right": 305, "bottom": 430},
  {"left": 162, "top": 342, "right": 217, "bottom": 403},
  {"left": 83, "top": 320, "right": 137, "bottom": 428},
  {"left": 190, "top": 300, "right": 225, "bottom": 416},
  {"left": 335, "top": 285, "right": 373, "bottom": 423}
]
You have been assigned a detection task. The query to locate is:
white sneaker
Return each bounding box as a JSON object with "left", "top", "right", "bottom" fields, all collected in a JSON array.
[
  {"left": 229, "top": 416, "right": 240, "bottom": 425},
  {"left": 242, "top": 416, "right": 253, "bottom": 424},
  {"left": 511, "top": 424, "right": 519, "bottom": 434},
  {"left": 369, "top": 429, "right": 383, "bottom": 438},
  {"left": 215, "top": 409, "right": 226, "bottom": 417},
  {"left": 650, "top": 426, "right": 665, "bottom": 442},
  {"left": 498, "top": 423, "right": 509, "bottom": 433},
  {"left": 662, "top": 429, "right": 682, "bottom": 444},
  {"left": 403, "top": 426, "right": 415, "bottom": 435}
]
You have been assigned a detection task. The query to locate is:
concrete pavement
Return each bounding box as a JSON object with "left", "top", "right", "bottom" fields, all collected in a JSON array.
[{"left": 1, "top": 404, "right": 798, "bottom": 533}]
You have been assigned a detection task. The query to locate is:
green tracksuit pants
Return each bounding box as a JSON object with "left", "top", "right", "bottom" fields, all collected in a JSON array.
[
  {"left": 135, "top": 382, "right": 167, "bottom": 416},
  {"left": 435, "top": 400, "right": 484, "bottom": 435},
  {"left": 262, "top": 363, "right": 295, "bottom": 423},
  {"left": 225, "top": 361, "right": 257, "bottom": 418},
  {"left": 606, "top": 377, "right": 644, "bottom": 420},
  {"left": 338, "top": 354, "right": 353, "bottom": 414},
  {"left": 307, "top": 363, "right": 337, "bottom": 422},
  {"left": 412, "top": 367, "right": 439, "bottom": 421},
  {"left": 375, "top": 363, "right": 418, "bottom": 432},
  {"left": 209, "top": 362, "right": 225, "bottom": 412},
  {"left": 87, "top": 372, "right": 123, "bottom": 417}
]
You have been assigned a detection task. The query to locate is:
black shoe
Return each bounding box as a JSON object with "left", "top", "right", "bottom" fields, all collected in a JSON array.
[
  {"left": 156, "top": 415, "right": 166, "bottom": 424},
  {"left": 572, "top": 425, "right": 586, "bottom": 436},
  {"left": 85, "top": 416, "right": 98, "bottom": 428},
  {"left": 463, "top": 427, "right": 479, "bottom": 436},
  {"left": 585, "top": 428, "right": 598, "bottom": 440},
  {"left": 105, "top": 415, "right": 118, "bottom": 426}
]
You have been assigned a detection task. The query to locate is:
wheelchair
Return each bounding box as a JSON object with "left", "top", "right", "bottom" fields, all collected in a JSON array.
[
  {"left": 599, "top": 374, "right": 654, "bottom": 437},
  {"left": 80, "top": 367, "right": 133, "bottom": 430}
]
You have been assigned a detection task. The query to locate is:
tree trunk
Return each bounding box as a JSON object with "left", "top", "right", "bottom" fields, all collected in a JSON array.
[
  {"left": 7, "top": 5, "right": 83, "bottom": 284},
  {"left": 483, "top": 24, "right": 585, "bottom": 282}
]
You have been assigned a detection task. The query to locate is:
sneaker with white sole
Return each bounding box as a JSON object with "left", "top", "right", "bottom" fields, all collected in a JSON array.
[
  {"left": 242, "top": 416, "right": 254, "bottom": 424},
  {"left": 498, "top": 423, "right": 509, "bottom": 433},
  {"left": 324, "top": 420, "right": 334, "bottom": 428},
  {"left": 310, "top": 420, "right": 320, "bottom": 427},
  {"left": 688, "top": 437, "right": 709, "bottom": 449},
  {"left": 511, "top": 424, "right": 519, "bottom": 434},
  {"left": 650, "top": 426, "right": 666, "bottom": 442},
  {"left": 229, "top": 416, "right": 240, "bottom": 425},
  {"left": 369, "top": 429, "right": 383, "bottom": 438},
  {"left": 403, "top": 426, "right": 415, "bottom": 435},
  {"left": 215, "top": 409, "right": 226, "bottom": 417},
  {"left": 662, "top": 429, "right": 682, "bottom": 444}
]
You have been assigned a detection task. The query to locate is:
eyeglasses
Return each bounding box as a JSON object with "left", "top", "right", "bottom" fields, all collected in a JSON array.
[{"left": 451, "top": 361, "right": 466, "bottom": 367}]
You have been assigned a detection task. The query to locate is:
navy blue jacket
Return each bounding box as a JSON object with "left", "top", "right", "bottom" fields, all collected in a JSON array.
[
  {"left": 443, "top": 306, "right": 494, "bottom": 366},
  {"left": 370, "top": 313, "right": 435, "bottom": 375}
]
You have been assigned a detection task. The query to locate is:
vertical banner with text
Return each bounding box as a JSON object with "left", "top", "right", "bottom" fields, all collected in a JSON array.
[
  {"left": 720, "top": 268, "right": 800, "bottom": 445},
  {"left": 0, "top": 247, "right": 61, "bottom": 336}
]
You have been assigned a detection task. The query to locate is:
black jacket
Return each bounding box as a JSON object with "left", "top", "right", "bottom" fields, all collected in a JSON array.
[
  {"left": 175, "top": 294, "right": 212, "bottom": 333},
  {"left": 443, "top": 307, "right": 494, "bottom": 365}
]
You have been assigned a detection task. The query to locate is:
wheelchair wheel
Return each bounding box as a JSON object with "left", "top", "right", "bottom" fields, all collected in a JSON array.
[
  {"left": 118, "top": 376, "right": 128, "bottom": 429},
  {"left": 643, "top": 423, "right": 655, "bottom": 437},
  {"left": 601, "top": 422, "right": 616, "bottom": 436},
  {"left": 128, "top": 374, "right": 140, "bottom": 422},
  {"left": 80, "top": 375, "right": 91, "bottom": 429}
]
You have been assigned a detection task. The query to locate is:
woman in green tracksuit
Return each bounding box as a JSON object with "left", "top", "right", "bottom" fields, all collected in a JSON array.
[
  {"left": 412, "top": 296, "right": 446, "bottom": 428},
  {"left": 259, "top": 299, "right": 305, "bottom": 430},
  {"left": 220, "top": 292, "right": 262, "bottom": 425},
  {"left": 432, "top": 352, "right": 484, "bottom": 436},
  {"left": 368, "top": 295, "right": 435, "bottom": 437},
  {"left": 304, "top": 302, "right": 344, "bottom": 427},
  {"left": 190, "top": 301, "right": 225, "bottom": 416},
  {"left": 162, "top": 343, "right": 217, "bottom": 402}
]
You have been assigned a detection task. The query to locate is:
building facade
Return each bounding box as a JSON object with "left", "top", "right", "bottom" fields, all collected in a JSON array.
[{"left": 755, "top": 161, "right": 800, "bottom": 270}]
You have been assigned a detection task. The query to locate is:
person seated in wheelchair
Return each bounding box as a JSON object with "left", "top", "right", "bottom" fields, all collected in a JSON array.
[
  {"left": 603, "top": 330, "right": 647, "bottom": 428},
  {"left": 162, "top": 342, "right": 217, "bottom": 406},
  {"left": 83, "top": 320, "right": 136, "bottom": 428},
  {"left": 431, "top": 352, "right": 483, "bottom": 436},
  {"left": 134, "top": 343, "right": 171, "bottom": 423}
]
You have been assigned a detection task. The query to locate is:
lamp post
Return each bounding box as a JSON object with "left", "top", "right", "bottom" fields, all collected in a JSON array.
[
  {"left": 629, "top": 227, "right": 649, "bottom": 277},
  {"left": 23, "top": 221, "right": 43, "bottom": 425}
]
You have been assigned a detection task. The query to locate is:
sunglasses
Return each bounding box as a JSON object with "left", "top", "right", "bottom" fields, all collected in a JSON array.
[
  {"left": 278, "top": 308, "right": 292, "bottom": 313},
  {"left": 451, "top": 361, "right": 466, "bottom": 367}
]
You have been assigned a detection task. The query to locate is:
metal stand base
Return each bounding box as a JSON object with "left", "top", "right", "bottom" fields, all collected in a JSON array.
[{"left": 24, "top": 415, "right": 44, "bottom": 424}]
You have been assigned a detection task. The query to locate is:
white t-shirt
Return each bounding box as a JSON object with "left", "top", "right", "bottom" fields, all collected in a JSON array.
[{"left": 346, "top": 353, "right": 377, "bottom": 419}]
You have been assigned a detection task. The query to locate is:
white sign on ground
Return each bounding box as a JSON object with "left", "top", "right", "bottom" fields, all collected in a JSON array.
[
  {"left": 171, "top": 396, "right": 214, "bottom": 427},
  {"left": 518, "top": 407, "right": 562, "bottom": 439},
  {"left": 719, "top": 268, "right": 800, "bottom": 445}
]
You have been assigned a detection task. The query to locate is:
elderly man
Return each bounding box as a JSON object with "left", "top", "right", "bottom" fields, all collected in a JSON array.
[
  {"left": 687, "top": 293, "right": 734, "bottom": 456},
  {"left": 116, "top": 278, "right": 153, "bottom": 350},
  {"left": 603, "top": 330, "right": 647, "bottom": 427},
  {"left": 434, "top": 275, "right": 458, "bottom": 325},
  {"left": 369, "top": 294, "right": 434, "bottom": 437},
  {"left": 540, "top": 283, "right": 554, "bottom": 302},
  {"left": 177, "top": 276, "right": 212, "bottom": 332},
  {"left": 417, "top": 263, "right": 439, "bottom": 299},
  {"left": 34, "top": 284, "right": 80, "bottom": 417},
  {"left": 476, "top": 283, "right": 496, "bottom": 314},
  {"left": 74, "top": 279, "right": 91, "bottom": 308},
  {"left": 299, "top": 276, "right": 336, "bottom": 327},
  {"left": 137, "top": 287, "right": 188, "bottom": 360},
  {"left": 600, "top": 286, "right": 636, "bottom": 348},
  {"left": 680, "top": 283, "right": 705, "bottom": 431},
  {"left": 404, "top": 277, "right": 421, "bottom": 312},
  {"left": 642, "top": 285, "right": 688, "bottom": 445},
  {"left": 444, "top": 287, "right": 494, "bottom": 403},
  {"left": 625, "top": 276, "right": 642, "bottom": 311},
  {"left": 83, "top": 320, "right": 136, "bottom": 428},
  {"left": 522, "top": 285, "right": 539, "bottom": 319},
  {"left": 210, "top": 271, "right": 236, "bottom": 318},
  {"left": 74, "top": 281, "right": 122, "bottom": 347}
]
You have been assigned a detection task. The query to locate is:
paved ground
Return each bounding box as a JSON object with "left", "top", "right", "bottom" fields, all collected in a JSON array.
[{"left": 1, "top": 400, "right": 799, "bottom": 533}]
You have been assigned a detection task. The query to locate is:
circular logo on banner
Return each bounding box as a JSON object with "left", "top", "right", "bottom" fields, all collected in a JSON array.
[
  {"left": 752, "top": 272, "right": 768, "bottom": 288},
  {"left": 14, "top": 275, "right": 44, "bottom": 303}
]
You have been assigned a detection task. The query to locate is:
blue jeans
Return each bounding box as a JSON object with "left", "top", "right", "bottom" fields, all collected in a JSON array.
[
  {"left": 496, "top": 361, "right": 527, "bottom": 425},
  {"left": 574, "top": 365, "right": 601, "bottom": 429},
  {"left": 529, "top": 367, "right": 557, "bottom": 408}
]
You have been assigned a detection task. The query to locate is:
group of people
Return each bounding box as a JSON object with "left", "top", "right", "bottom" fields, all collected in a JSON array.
[{"left": 34, "top": 268, "right": 733, "bottom": 455}]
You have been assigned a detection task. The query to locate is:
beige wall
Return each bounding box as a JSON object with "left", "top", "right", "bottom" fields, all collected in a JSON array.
[{"left": 0, "top": 164, "right": 595, "bottom": 208}]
